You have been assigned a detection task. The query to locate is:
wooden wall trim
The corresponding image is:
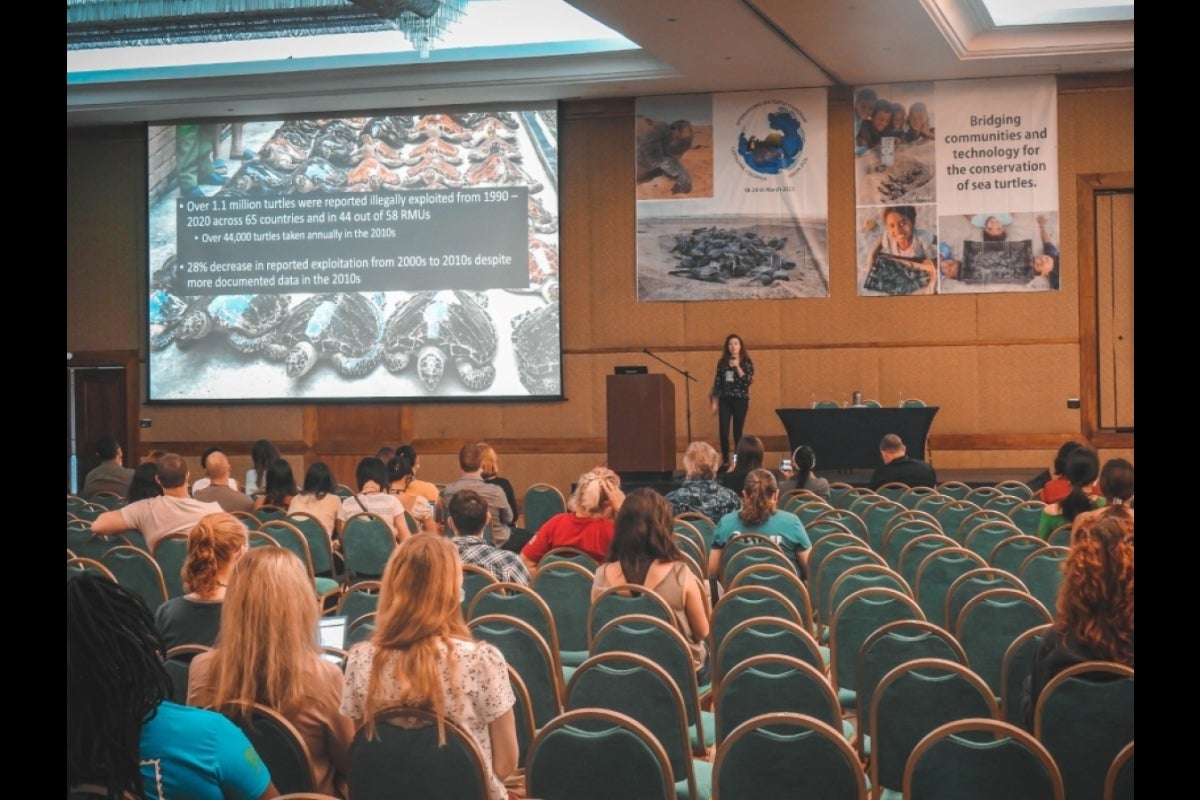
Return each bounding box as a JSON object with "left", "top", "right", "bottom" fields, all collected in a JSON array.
[{"left": 565, "top": 337, "right": 1080, "bottom": 356}]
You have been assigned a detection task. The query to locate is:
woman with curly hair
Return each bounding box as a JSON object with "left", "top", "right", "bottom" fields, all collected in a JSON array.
[
  {"left": 189, "top": 547, "right": 354, "bottom": 798},
  {"left": 340, "top": 535, "right": 518, "bottom": 800},
  {"left": 709, "top": 467, "right": 812, "bottom": 580},
  {"left": 68, "top": 574, "right": 276, "bottom": 800},
  {"left": 1023, "top": 513, "right": 1134, "bottom": 729},
  {"left": 154, "top": 512, "right": 248, "bottom": 649}
]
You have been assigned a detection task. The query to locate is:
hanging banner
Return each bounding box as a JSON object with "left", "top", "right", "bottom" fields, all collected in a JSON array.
[
  {"left": 635, "top": 89, "right": 829, "bottom": 302},
  {"left": 853, "top": 76, "right": 1059, "bottom": 296}
]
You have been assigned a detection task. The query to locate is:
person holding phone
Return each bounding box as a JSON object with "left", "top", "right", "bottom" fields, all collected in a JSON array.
[{"left": 710, "top": 334, "right": 754, "bottom": 469}]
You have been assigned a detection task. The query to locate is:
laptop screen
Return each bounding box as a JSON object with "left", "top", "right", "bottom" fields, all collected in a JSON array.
[{"left": 318, "top": 615, "right": 347, "bottom": 650}]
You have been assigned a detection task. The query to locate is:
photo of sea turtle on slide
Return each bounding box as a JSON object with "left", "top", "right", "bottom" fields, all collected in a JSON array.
[{"left": 636, "top": 115, "right": 713, "bottom": 198}]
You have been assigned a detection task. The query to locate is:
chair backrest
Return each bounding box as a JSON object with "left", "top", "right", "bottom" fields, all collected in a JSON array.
[
  {"left": 345, "top": 613, "right": 376, "bottom": 648},
  {"left": 807, "top": 532, "right": 863, "bottom": 599},
  {"left": 340, "top": 513, "right": 395, "bottom": 583},
  {"left": 587, "top": 584, "right": 677, "bottom": 648},
  {"left": 526, "top": 708, "right": 675, "bottom": 800},
  {"left": 101, "top": 545, "right": 169, "bottom": 612},
  {"left": 539, "top": 546, "right": 600, "bottom": 572},
  {"left": 791, "top": 500, "right": 835, "bottom": 529},
  {"left": 350, "top": 705, "right": 491, "bottom": 800},
  {"left": 896, "top": 533, "right": 956, "bottom": 592},
  {"left": 812, "top": 509, "right": 869, "bottom": 540},
  {"left": 467, "top": 582, "right": 562, "bottom": 659},
  {"left": 727, "top": 564, "right": 815, "bottom": 636},
  {"left": 1034, "top": 661, "right": 1134, "bottom": 800},
  {"left": 998, "top": 624, "right": 1052, "bottom": 726},
  {"left": 900, "top": 486, "right": 939, "bottom": 510},
  {"left": 468, "top": 613, "right": 563, "bottom": 729},
  {"left": 564, "top": 651, "right": 698, "bottom": 800},
  {"left": 723, "top": 545, "right": 797, "bottom": 588},
  {"left": 966, "top": 486, "right": 1005, "bottom": 506},
  {"left": 934, "top": 481, "right": 972, "bottom": 501},
  {"left": 882, "top": 520, "right": 943, "bottom": 569},
  {"left": 259, "top": 519, "right": 317, "bottom": 577},
  {"left": 873, "top": 482, "right": 910, "bottom": 504},
  {"left": 531, "top": 560, "right": 596, "bottom": 655},
  {"left": 220, "top": 701, "right": 317, "bottom": 795},
  {"left": 954, "top": 587, "right": 1052, "bottom": 695},
  {"left": 163, "top": 644, "right": 211, "bottom": 705},
  {"left": 1017, "top": 546, "right": 1068, "bottom": 619},
  {"left": 1046, "top": 523, "right": 1073, "bottom": 547},
  {"left": 522, "top": 482, "right": 566, "bottom": 534},
  {"left": 849, "top": 493, "right": 884, "bottom": 520},
  {"left": 944, "top": 567, "right": 1028, "bottom": 632},
  {"left": 854, "top": 620, "right": 967, "bottom": 760},
  {"left": 988, "top": 534, "right": 1047, "bottom": 574},
  {"left": 814, "top": 546, "right": 887, "bottom": 628},
  {"left": 993, "top": 479, "right": 1034, "bottom": 500},
  {"left": 68, "top": 556, "right": 117, "bottom": 581},
  {"left": 287, "top": 512, "right": 338, "bottom": 579},
  {"left": 714, "top": 617, "right": 825, "bottom": 687},
  {"left": 231, "top": 509, "right": 261, "bottom": 530},
  {"left": 675, "top": 513, "right": 717, "bottom": 553},
  {"left": 957, "top": 509, "right": 1015, "bottom": 545},
  {"left": 148, "top": 532, "right": 188, "bottom": 599},
  {"left": 913, "top": 547, "right": 988, "bottom": 627},
  {"left": 1104, "top": 741, "right": 1134, "bottom": 800},
  {"left": 672, "top": 533, "right": 707, "bottom": 577},
  {"left": 828, "top": 565, "right": 911, "bottom": 625},
  {"left": 590, "top": 614, "right": 707, "bottom": 751},
  {"left": 828, "top": 587, "right": 925, "bottom": 700},
  {"left": 932, "top": 499, "right": 982, "bottom": 542},
  {"left": 1007, "top": 499, "right": 1047, "bottom": 537},
  {"left": 506, "top": 664, "right": 536, "bottom": 773},
  {"left": 248, "top": 530, "right": 281, "bottom": 548},
  {"left": 461, "top": 564, "right": 498, "bottom": 617},
  {"left": 714, "top": 655, "right": 843, "bottom": 744},
  {"left": 713, "top": 712, "right": 869, "bottom": 800},
  {"left": 712, "top": 585, "right": 804, "bottom": 656},
  {"left": 813, "top": 399, "right": 842, "bottom": 409},
  {"left": 870, "top": 657, "right": 1000, "bottom": 797},
  {"left": 904, "top": 718, "right": 1065, "bottom": 800},
  {"left": 861, "top": 499, "right": 908, "bottom": 553},
  {"left": 963, "top": 519, "right": 1023, "bottom": 561},
  {"left": 254, "top": 504, "right": 289, "bottom": 524},
  {"left": 982, "top": 493, "right": 1024, "bottom": 515},
  {"left": 337, "top": 580, "right": 382, "bottom": 623}
]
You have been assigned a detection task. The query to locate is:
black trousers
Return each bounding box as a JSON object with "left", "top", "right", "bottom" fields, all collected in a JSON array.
[{"left": 718, "top": 395, "right": 749, "bottom": 462}]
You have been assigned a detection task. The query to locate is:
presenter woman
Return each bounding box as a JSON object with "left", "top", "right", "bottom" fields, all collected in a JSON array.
[{"left": 710, "top": 334, "right": 754, "bottom": 469}]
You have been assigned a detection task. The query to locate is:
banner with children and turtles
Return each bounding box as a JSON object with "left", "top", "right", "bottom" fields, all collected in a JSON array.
[
  {"left": 853, "top": 75, "right": 1060, "bottom": 296},
  {"left": 634, "top": 89, "right": 830, "bottom": 302}
]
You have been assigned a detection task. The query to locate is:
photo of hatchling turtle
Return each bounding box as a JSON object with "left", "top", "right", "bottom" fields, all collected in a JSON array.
[
  {"left": 261, "top": 292, "right": 385, "bottom": 378},
  {"left": 510, "top": 302, "right": 561, "bottom": 395},
  {"left": 166, "top": 294, "right": 293, "bottom": 352},
  {"left": 382, "top": 290, "right": 498, "bottom": 391}
]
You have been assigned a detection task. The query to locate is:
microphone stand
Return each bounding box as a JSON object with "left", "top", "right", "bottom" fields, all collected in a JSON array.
[{"left": 643, "top": 348, "right": 698, "bottom": 444}]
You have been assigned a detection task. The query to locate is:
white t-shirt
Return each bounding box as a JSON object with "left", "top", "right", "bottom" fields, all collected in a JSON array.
[{"left": 120, "top": 495, "right": 224, "bottom": 551}]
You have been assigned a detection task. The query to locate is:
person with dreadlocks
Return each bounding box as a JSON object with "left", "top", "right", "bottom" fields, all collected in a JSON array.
[{"left": 67, "top": 573, "right": 279, "bottom": 800}]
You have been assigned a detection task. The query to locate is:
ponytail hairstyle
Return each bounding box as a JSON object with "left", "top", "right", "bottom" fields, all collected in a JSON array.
[
  {"left": 739, "top": 468, "right": 779, "bottom": 527},
  {"left": 182, "top": 513, "right": 249, "bottom": 595},
  {"left": 569, "top": 467, "right": 622, "bottom": 518},
  {"left": 792, "top": 445, "right": 817, "bottom": 487}
]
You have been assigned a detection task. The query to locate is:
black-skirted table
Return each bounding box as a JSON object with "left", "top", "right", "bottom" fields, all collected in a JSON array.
[{"left": 775, "top": 406, "right": 939, "bottom": 471}]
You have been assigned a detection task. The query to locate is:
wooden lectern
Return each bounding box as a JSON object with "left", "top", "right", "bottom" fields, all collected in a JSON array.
[{"left": 606, "top": 373, "right": 676, "bottom": 475}]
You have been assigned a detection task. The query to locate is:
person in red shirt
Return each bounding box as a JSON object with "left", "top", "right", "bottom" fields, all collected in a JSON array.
[{"left": 521, "top": 467, "right": 625, "bottom": 569}]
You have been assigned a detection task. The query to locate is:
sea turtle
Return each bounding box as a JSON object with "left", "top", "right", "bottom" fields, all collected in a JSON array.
[
  {"left": 172, "top": 294, "right": 293, "bottom": 351},
  {"left": 262, "top": 293, "right": 384, "bottom": 378},
  {"left": 511, "top": 302, "right": 560, "bottom": 395},
  {"left": 382, "top": 290, "right": 498, "bottom": 391}
]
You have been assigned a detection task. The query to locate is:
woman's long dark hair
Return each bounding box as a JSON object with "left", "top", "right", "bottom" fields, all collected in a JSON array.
[
  {"left": 732, "top": 435, "right": 765, "bottom": 473},
  {"left": 127, "top": 462, "right": 163, "bottom": 502},
  {"left": 300, "top": 461, "right": 335, "bottom": 499},
  {"left": 262, "top": 457, "right": 297, "bottom": 507},
  {"left": 1061, "top": 447, "right": 1100, "bottom": 523},
  {"left": 68, "top": 574, "right": 172, "bottom": 798},
  {"left": 792, "top": 445, "right": 816, "bottom": 487},
  {"left": 250, "top": 438, "right": 280, "bottom": 483},
  {"left": 606, "top": 488, "right": 681, "bottom": 585}
]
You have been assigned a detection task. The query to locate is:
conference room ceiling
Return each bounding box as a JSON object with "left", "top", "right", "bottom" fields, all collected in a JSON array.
[{"left": 66, "top": 0, "right": 1133, "bottom": 127}]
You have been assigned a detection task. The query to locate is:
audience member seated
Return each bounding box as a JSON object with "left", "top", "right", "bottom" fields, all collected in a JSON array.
[
  {"left": 194, "top": 450, "right": 254, "bottom": 513},
  {"left": 155, "top": 512, "right": 249, "bottom": 650},
  {"left": 1037, "top": 441, "right": 1097, "bottom": 504},
  {"left": 289, "top": 461, "right": 345, "bottom": 541},
  {"left": 340, "top": 535, "right": 518, "bottom": 800},
  {"left": 255, "top": 458, "right": 298, "bottom": 510},
  {"left": 777, "top": 444, "right": 831, "bottom": 502},
  {"left": 245, "top": 438, "right": 280, "bottom": 497},
  {"left": 127, "top": 462, "right": 164, "bottom": 502},
  {"left": 92, "top": 453, "right": 223, "bottom": 551},
  {"left": 521, "top": 467, "right": 625, "bottom": 570},
  {"left": 192, "top": 445, "right": 238, "bottom": 495},
  {"left": 1022, "top": 513, "right": 1133, "bottom": 730},
  {"left": 82, "top": 434, "right": 134, "bottom": 499},
  {"left": 719, "top": 434, "right": 766, "bottom": 493},
  {"left": 448, "top": 489, "right": 531, "bottom": 586},
  {"left": 189, "top": 547, "right": 354, "bottom": 799},
  {"left": 869, "top": 433, "right": 936, "bottom": 489},
  {"left": 480, "top": 442, "right": 532, "bottom": 550},
  {"left": 67, "top": 574, "right": 277, "bottom": 800},
  {"left": 339, "top": 457, "right": 411, "bottom": 541},
  {"left": 710, "top": 468, "right": 813, "bottom": 580},
  {"left": 593, "top": 488, "right": 712, "bottom": 684},
  {"left": 666, "top": 441, "right": 742, "bottom": 522},
  {"left": 387, "top": 455, "right": 438, "bottom": 534},
  {"left": 1071, "top": 457, "right": 1133, "bottom": 543},
  {"left": 396, "top": 444, "right": 441, "bottom": 505},
  {"left": 1037, "top": 447, "right": 1104, "bottom": 540},
  {"left": 442, "top": 443, "right": 514, "bottom": 549}
]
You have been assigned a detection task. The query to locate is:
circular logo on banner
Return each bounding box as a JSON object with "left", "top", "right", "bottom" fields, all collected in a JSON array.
[{"left": 734, "top": 103, "right": 806, "bottom": 176}]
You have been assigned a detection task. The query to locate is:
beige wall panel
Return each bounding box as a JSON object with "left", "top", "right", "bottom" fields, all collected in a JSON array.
[{"left": 977, "top": 344, "right": 1079, "bottom": 434}]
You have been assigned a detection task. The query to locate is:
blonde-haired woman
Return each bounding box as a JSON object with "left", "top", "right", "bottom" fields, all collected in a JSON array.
[
  {"left": 154, "top": 512, "right": 248, "bottom": 650},
  {"left": 188, "top": 547, "right": 354, "bottom": 798},
  {"left": 520, "top": 466, "right": 625, "bottom": 569},
  {"left": 340, "top": 535, "right": 518, "bottom": 800},
  {"left": 708, "top": 468, "right": 813, "bottom": 580}
]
